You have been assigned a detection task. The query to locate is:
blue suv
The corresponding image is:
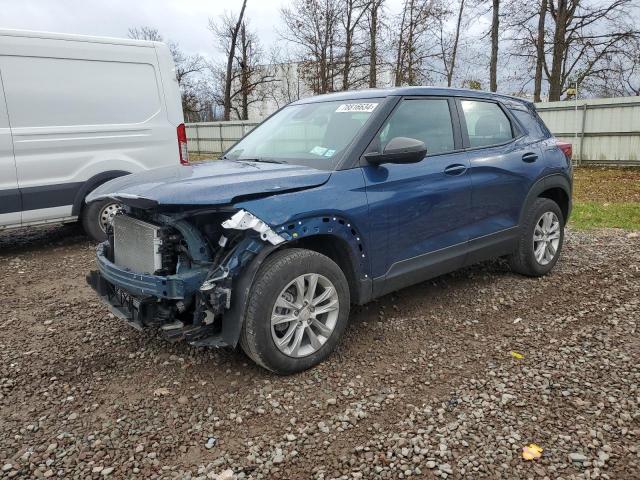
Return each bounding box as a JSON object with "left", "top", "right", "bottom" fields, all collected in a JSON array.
[{"left": 86, "top": 87, "right": 572, "bottom": 374}]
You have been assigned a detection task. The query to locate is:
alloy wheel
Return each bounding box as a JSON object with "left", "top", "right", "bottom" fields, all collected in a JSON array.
[
  {"left": 271, "top": 273, "right": 340, "bottom": 358},
  {"left": 533, "top": 211, "right": 561, "bottom": 266}
]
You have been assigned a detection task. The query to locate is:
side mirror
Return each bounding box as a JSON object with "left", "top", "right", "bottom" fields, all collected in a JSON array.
[{"left": 364, "top": 137, "right": 427, "bottom": 165}]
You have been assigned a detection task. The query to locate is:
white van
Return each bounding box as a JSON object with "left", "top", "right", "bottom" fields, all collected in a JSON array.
[{"left": 0, "top": 29, "right": 188, "bottom": 241}]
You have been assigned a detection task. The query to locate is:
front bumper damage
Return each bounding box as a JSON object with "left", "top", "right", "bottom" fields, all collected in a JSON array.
[{"left": 86, "top": 209, "right": 286, "bottom": 348}]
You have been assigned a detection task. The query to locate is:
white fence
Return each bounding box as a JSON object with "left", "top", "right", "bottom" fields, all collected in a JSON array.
[
  {"left": 186, "top": 121, "right": 258, "bottom": 157},
  {"left": 187, "top": 96, "right": 640, "bottom": 166},
  {"left": 536, "top": 97, "right": 640, "bottom": 166}
]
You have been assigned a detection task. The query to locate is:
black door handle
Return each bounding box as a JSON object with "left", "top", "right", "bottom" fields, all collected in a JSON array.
[
  {"left": 522, "top": 152, "right": 538, "bottom": 163},
  {"left": 444, "top": 164, "right": 467, "bottom": 175}
]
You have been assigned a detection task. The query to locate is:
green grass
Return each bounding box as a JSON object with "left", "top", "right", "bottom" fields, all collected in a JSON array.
[
  {"left": 571, "top": 202, "right": 640, "bottom": 230},
  {"left": 570, "top": 167, "right": 640, "bottom": 230}
]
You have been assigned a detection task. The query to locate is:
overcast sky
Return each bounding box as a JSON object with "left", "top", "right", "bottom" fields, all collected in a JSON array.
[{"left": 2, "top": 0, "right": 405, "bottom": 62}]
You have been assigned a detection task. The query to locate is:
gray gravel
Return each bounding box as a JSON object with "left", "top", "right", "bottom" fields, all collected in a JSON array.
[{"left": 0, "top": 224, "right": 638, "bottom": 479}]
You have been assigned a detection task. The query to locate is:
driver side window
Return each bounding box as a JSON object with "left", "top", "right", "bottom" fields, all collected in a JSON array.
[{"left": 378, "top": 99, "right": 455, "bottom": 155}]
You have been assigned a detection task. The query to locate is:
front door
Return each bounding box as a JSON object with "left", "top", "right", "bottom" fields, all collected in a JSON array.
[
  {"left": 362, "top": 97, "right": 473, "bottom": 297},
  {"left": 0, "top": 69, "right": 20, "bottom": 227}
]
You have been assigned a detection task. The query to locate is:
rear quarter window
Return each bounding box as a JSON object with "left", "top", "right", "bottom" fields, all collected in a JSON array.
[{"left": 510, "top": 108, "right": 549, "bottom": 140}]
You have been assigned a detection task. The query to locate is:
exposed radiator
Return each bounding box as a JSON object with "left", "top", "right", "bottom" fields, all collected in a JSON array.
[{"left": 113, "top": 215, "right": 163, "bottom": 274}]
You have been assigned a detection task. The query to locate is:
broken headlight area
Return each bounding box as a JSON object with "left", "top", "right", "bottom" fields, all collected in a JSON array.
[{"left": 87, "top": 207, "right": 285, "bottom": 347}]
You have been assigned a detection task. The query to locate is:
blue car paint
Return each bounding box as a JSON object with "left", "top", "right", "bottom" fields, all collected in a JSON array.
[
  {"left": 91, "top": 86, "right": 571, "bottom": 312},
  {"left": 465, "top": 139, "right": 546, "bottom": 238},
  {"left": 237, "top": 168, "right": 373, "bottom": 278},
  {"left": 86, "top": 160, "right": 331, "bottom": 206},
  {"left": 361, "top": 151, "right": 473, "bottom": 279}
]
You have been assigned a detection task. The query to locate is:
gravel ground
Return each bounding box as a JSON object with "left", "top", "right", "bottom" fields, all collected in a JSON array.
[{"left": 0, "top": 224, "right": 638, "bottom": 480}]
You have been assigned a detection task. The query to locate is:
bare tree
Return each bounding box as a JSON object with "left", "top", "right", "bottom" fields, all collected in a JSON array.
[
  {"left": 209, "top": 16, "right": 278, "bottom": 120},
  {"left": 340, "top": 0, "right": 369, "bottom": 89},
  {"left": 533, "top": 0, "right": 548, "bottom": 101},
  {"left": 584, "top": 35, "right": 640, "bottom": 96},
  {"left": 127, "top": 26, "right": 162, "bottom": 42},
  {"left": 429, "top": 0, "right": 468, "bottom": 87},
  {"left": 393, "top": 0, "right": 438, "bottom": 86},
  {"left": 280, "top": 0, "right": 342, "bottom": 94},
  {"left": 446, "top": 0, "right": 466, "bottom": 87},
  {"left": 209, "top": 0, "right": 248, "bottom": 120},
  {"left": 545, "top": 0, "right": 638, "bottom": 100}
]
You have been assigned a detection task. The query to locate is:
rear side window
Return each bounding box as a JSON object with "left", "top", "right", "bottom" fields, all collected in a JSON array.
[
  {"left": 461, "top": 100, "right": 513, "bottom": 148},
  {"left": 510, "top": 108, "right": 549, "bottom": 140},
  {"left": 378, "top": 99, "right": 455, "bottom": 155}
]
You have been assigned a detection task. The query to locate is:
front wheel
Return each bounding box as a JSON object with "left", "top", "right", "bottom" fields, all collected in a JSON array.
[
  {"left": 240, "top": 248, "right": 350, "bottom": 374},
  {"left": 508, "top": 197, "right": 565, "bottom": 277}
]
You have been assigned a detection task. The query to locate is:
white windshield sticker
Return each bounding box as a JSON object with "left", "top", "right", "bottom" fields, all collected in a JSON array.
[
  {"left": 310, "top": 146, "right": 328, "bottom": 156},
  {"left": 336, "top": 103, "right": 378, "bottom": 113}
]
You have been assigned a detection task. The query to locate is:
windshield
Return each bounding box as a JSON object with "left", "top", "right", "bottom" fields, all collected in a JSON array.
[{"left": 224, "top": 99, "right": 383, "bottom": 170}]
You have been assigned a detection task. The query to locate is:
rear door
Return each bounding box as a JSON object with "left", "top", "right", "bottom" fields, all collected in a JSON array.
[
  {"left": 0, "top": 69, "right": 20, "bottom": 227},
  {"left": 459, "top": 98, "right": 546, "bottom": 243},
  {"left": 362, "top": 96, "right": 473, "bottom": 296}
]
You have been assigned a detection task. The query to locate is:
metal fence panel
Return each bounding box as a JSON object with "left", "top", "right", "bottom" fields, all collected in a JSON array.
[
  {"left": 186, "top": 121, "right": 258, "bottom": 156},
  {"left": 187, "top": 97, "right": 640, "bottom": 166},
  {"left": 535, "top": 97, "right": 640, "bottom": 166}
]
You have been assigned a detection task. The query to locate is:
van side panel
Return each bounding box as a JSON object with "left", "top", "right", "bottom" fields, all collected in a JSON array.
[
  {"left": 0, "top": 34, "right": 180, "bottom": 224},
  {"left": 0, "top": 68, "right": 20, "bottom": 227},
  {"left": 153, "top": 42, "right": 183, "bottom": 126}
]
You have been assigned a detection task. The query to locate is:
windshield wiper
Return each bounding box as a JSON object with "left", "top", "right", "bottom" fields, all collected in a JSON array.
[
  {"left": 222, "top": 155, "right": 287, "bottom": 164},
  {"left": 240, "top": 158, "right": 286, "bottom": 164}
]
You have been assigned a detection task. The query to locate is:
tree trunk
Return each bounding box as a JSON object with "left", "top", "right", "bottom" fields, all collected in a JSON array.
[
  {"left": 368, "top": 0, "right": 380, "bottom": 88},
  {"left": 223, "top": 0, "right": 247, "bottom": 120},
  {"left": 342, "top": 1, "right": 353, "bottom": 90},
  {"left": 394, "top": 1, "right": 409, "bottom": 86},
  {"left": 548, "top": 0, "right": 567, "bottom": 101},
  {"left": 489, "top": 0, "right": 499, "bottom": 92},
  {"left": 240, "top": 24, "right": 249, "bottom": 120},
  {"left": 447, "top": 0, "right": 465, "bottom": 87},
  {"left": 533, "top": 0, "right": 547, "bottom": 102}
]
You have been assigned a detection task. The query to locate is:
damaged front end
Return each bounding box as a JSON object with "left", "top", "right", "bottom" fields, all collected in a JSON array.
[{"left": 87, "top": 207, "right": 287, "bottom": 348}]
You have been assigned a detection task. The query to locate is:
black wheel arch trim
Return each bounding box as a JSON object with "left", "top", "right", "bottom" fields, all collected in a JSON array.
[
  {"left": 72, "top": 170, "right": 131, "bottom": 216},
  {"left": 519, "top": 173, "right": 572, "bottom": 225},
  {"left": 220, "top": 237, "right": 373, "bottom": 348}
]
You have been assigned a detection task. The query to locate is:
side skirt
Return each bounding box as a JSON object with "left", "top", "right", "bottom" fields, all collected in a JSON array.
[{"left": 371, "top": 227, "right": 519, "bottom": 299}]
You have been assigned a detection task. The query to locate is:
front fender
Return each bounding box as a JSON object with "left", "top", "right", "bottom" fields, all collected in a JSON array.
[{"left": 220, "top": 215, "right": 371, "bottom": 348}]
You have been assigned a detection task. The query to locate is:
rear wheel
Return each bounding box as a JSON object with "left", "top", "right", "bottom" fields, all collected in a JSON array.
[
  {"left": 81, "top": 199, "right": 119, "bottom": 242},
  {"left": 240, "top": 248, "right": 350, "bottom": 374},
  {"left": 508, "top": 197, "right": 564, "bottom": 276}
]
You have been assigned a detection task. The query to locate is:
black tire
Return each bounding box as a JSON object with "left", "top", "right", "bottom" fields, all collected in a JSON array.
[
  {"left": 240, "top": 248, "right": 350, "bottom": 374},
  {"left": 508, "top": 197, "right": 565, "bottom": 277},
  {"left": 81, "top": 199, "right": 118, "bottom": 242}
]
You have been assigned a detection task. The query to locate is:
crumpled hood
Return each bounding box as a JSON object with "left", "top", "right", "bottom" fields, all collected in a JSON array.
[{"left": 87, "top": 160, "right": 331, "bottom": 208}]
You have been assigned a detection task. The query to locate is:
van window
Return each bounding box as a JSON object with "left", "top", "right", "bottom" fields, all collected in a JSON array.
[
  {"left": 461, "top": 100, "right": 513, "bottom": 148},
  {"left": 0, "top": 56, "right": 160, "bottom": 128},
  {"left": 377, "top": 99, "right": 455, "bottom": 155}
]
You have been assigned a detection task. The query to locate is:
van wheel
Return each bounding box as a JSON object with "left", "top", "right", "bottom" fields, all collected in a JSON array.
[
  {"left": 240, "top": 248, "right": 350, "bottom": 374},
  {"left": 81, "top": 199, "right": 119, "bottom": 242},
  {"left": 508, "top": 197, "right": 565, "bottom": 277}
]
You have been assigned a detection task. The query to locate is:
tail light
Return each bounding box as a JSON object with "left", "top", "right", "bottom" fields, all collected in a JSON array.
[
  {"left": 557, "top": 141, "right": 572, "bottom": 162},
  {"left": 177, "top": 123, "right": 189, "bottom": 165}
]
